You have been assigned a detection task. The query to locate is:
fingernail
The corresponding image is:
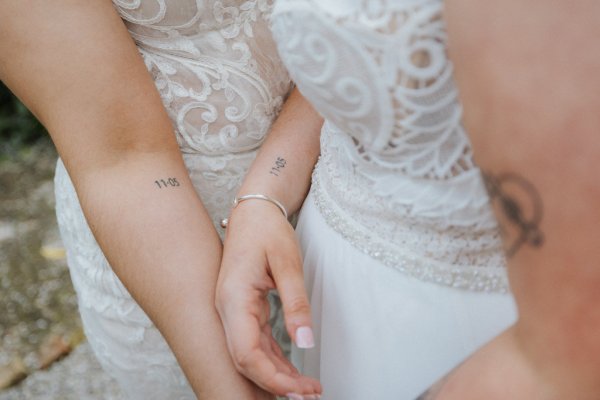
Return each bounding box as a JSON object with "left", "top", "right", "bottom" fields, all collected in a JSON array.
[
  {"left": 306, "top": 395, "right": 321, "bottom": 399},
  {"left": 295, "top": 326, "right": 314, "bottom": 349},
  {"left": 286, "top": 393, "right": 304, "bottom": 400}
]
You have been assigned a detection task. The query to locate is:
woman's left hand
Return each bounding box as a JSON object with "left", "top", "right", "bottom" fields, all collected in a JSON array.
[{"left": 216, "top": 200, "right": 322, "bottom": 399}]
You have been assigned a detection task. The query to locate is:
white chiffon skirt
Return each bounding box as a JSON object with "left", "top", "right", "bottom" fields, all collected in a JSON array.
[{"left": 291, "top": 192, "right": 518, "bottom": 399}]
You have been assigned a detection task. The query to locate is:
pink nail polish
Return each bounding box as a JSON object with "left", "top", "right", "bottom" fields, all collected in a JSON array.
[
  {"left": 295, "top": 326, "right": 315, "bottom": 349},
  {"left": 286, "top": 393, "right": 304, "bottom": 400}
]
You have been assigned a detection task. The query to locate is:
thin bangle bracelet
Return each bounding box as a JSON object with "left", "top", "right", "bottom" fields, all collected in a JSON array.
[{"left": 220, "top": 194, "right": 288, "bottom": 228}]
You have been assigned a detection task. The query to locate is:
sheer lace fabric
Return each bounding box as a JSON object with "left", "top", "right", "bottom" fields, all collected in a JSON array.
[
  {"left": 54, "top": 1, "right": 291, "bottom": 398},
  {"left": 111, "top": 0, "right": 291, "bottom": 229},
  {"left": 271, "top": 0, "right": 508, "bottom": 292}
]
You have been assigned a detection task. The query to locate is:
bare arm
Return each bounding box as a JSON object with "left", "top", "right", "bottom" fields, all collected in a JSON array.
[
  {"left": 217, "top": 88, "right": 324, "bottom": 397},
  {"left": 416, "top": 1, "right": 600, "bottom": 398},
  {"left": 0, "top": 1, "right": 268, "bottom": 398},
  {"left": 229, "top": 88, "right": 322, "bottom": 215}
]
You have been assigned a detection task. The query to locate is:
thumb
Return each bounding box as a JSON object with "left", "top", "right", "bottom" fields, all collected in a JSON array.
[{"left": 267, "top": 238, "right": 314, "bottom": 350}]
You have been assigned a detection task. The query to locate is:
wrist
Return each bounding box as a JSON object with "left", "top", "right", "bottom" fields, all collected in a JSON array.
[{"left": 221, "top": 193, "right": 289, "bottom": 228}]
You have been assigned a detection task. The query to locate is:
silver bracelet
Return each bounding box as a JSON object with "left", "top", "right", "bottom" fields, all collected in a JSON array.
[{"left": 220, "top": 194, "right": 288, "bottom": 228}]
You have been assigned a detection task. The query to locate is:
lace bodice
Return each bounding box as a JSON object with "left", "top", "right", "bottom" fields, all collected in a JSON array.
[
  {"left": 110, "top": 0, "right": 291, "bottom": 229},
  {"left": 271, "top": 0, "right": 508, "bottom": 292},
  {"left": 53, "top": 2, "right": 291, "bottom": 397},
  {"left": 113, "top": 0, "right": 290, "bottom": 152}
]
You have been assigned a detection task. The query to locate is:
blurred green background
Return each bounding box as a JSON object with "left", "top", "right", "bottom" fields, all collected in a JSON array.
[
  {"left": 0, "top": 81, "right": 50, "bottom": 160},
  {"left": 0, "top": 82, "right": 115, "bottom": 398}
]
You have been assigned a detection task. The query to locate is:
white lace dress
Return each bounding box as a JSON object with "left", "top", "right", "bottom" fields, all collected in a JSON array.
[
  {"left": 270, "top": 1, "right": 517, "bottom": 398},
  {"left": 53, "top": 1, "right": 291, "bottom": 398}
]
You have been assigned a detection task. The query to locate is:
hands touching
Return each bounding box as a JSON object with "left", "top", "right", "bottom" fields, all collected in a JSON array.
[
  {"left": 216, "top": 199, "right": 322, "bottom": 399},
  {"left": 215, "top": 88, "right": 324, "bottom": 398}
]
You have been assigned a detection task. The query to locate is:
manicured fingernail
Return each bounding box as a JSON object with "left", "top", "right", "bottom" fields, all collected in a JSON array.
[
  {"left": 295, "top": 326, "right": 314, "bottom": 349},
  {"left": 306, "top": 395, "right": 321, "bottom": 399},
  {"left": 286, "top": 393, "right": 304, "bottom": 400}
]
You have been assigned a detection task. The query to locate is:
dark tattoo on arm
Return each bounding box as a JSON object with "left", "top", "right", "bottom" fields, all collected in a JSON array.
[
  {"left": 154, "top": 178, "right": 180, "bottom": 189},
  {"left": 482, "top": 171, "right": 544, "bottom": 257},
  {"left": 415, "top": 172, "right": 544, "bottom": 399},
  {"left": 269, "top": 156, "right": 287, "bottom": 176}
]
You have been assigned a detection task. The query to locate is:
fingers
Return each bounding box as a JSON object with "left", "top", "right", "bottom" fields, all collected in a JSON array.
[
  {"left": 223, "top": 302, "right": 321, "bottom": 396},
  {"left": 217, "top": 204, "right": 321, "bottom": 397},
  {"left": 217, "top": 265, "right": 321, "bottom": 397},
  {"left": 234, "top": 346, "right": 321, "bottom": 397},
  {"left": 261, "top": 324, "right": 297, "bottom": 376},
  {"left": 267, "top": 236, "right": 314, "bottom": 350}
]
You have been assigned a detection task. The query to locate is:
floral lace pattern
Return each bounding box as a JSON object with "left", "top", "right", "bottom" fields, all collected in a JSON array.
[
  {"left": 55, "top": 1, "right": 291, "bottom": 398},
  {"left": 271, "top": 0, "right": 508, "bottom": 292}
]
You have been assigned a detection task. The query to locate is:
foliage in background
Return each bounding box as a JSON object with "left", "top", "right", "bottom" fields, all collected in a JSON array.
[{"left": 0, "top": 81, "right": 50, "bottom": 160}]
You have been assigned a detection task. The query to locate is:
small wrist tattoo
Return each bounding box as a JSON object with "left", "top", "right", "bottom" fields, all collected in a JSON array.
[
  {"left": 269, "top": 156, "right": 287, "bottom": 177},
  {"left": 154, "top": 178, "right": 181, "bottom": 189},
  {"left": 482, "top": 171, "right": 545, "bottom": 257}
]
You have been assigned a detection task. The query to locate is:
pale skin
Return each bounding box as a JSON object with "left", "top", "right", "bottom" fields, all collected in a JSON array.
[
  {"left": 0, "top": 1, "right": 270, "bottom": 398},
  {"left": 219, "top": 1, "right": 600, "bottom": 399},
  {"left": 216, "top": 88, "right": 323, "bottom": 398},
  {"left": 414, "top": 1, "right": 600, "bottom": 398}
]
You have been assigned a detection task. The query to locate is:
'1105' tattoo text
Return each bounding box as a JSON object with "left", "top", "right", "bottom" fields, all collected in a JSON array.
[
  {"left": 154, "top": 178, "right": 180, "bottom": 189},
  {"left": 269, "top": 157, "right": 287, "bottom": 176}
]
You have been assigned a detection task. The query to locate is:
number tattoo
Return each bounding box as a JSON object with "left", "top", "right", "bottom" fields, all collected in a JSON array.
[
  {"left": 269, "top": 157, "right": 287, "bottom": 176},
  {"left": 154, "top": 178, "right": 181, "bottom": 189},
  {"left": 482, "top": 171, "right": 545, "bottom": 258}
]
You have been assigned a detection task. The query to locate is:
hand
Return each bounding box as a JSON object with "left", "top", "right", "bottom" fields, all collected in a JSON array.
[{"left": 216, "top": 200, "right": 322, "bottom": 399}]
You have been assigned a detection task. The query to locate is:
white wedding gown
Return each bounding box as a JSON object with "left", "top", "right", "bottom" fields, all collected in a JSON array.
[
  {"left": 270, "top": 1, "right": 518, "bottom": 398},
  {"left": 53, "top": 1, "right": 291, "bottom": 398}
]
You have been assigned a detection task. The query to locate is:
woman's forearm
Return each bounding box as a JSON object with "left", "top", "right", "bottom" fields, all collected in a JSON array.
[
  {"left": 233, "top": 88, "right": 323, "bottom": 215},
  {"left": 216, "top": 88, "right": 324, "bottom": 397},
  {"left": 0, "top": 2, "right": 267, "bottom": 398},
  {"left": 420, "top": 0, "right": 600, "bottom": 398},
  {"left": 77, "top": 154, "right": 265, "bottom": 398}
]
